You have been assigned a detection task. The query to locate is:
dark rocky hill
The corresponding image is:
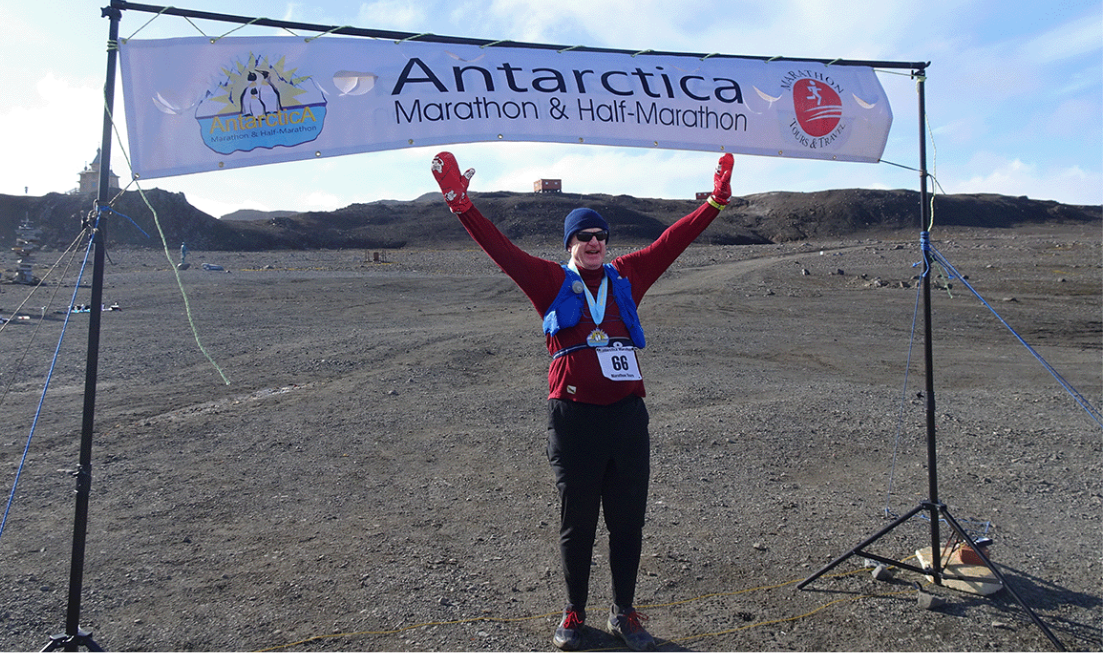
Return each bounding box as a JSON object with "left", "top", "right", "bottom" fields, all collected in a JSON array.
[{"left": 1, "top": 187, "right": 1098, "bottom": 252}]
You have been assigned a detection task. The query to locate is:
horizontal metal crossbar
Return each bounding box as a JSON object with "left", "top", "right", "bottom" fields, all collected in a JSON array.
[{"left": 109, "top": 0, "right": 928, "bottom": 70}]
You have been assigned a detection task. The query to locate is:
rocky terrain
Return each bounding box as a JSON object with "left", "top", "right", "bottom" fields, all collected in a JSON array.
[{"left": 0, "top": 188, "right": 1099, "bottom": 651}]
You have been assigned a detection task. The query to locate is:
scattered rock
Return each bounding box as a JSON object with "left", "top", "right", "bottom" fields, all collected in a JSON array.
[
  {"left": 917, "top": 591, "right": 947, "bottom": 611},
  {"left": 871, "top": 564, "right": 894, "bottom": 581}
]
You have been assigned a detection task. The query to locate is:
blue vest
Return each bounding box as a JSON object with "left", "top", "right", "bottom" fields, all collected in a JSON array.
[{"left": 542, "top": 264, "right": 645, "bottom": 355}]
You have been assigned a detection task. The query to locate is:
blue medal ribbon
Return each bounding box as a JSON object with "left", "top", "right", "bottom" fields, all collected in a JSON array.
[{"left": 567, "top": 261, "right": 608, "bottom": 325}]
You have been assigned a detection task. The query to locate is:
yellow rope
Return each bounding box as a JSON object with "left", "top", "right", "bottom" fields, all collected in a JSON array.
[
  {"left": 304, "top": 26, "right": 352, "bottom": 43},
  {"left": 254, "top": 610, "right": 563, "bottom": 652},
  {"left": 395, "top": 32, "right": 433, "bottom": 44},
  {"left": 101, "top": 95, "right": 231, "bottom": 385},
  {"left": 124, "top": 5, "right": 176, "bottom": 41},
  {"left": 926, "top": 111, "right": 940, "bottom": 231},
  {"left": 255, "top": 565, "right": 929, "bottom": 651},
  {"left": 134, "top": 188, "right": 231, "bottom": 384},
  {"left": 668, "top": 586, "right": 917, "bottom": 645},
  {"left": 210, "top": 18, "right": 263, "bottom": 43}
]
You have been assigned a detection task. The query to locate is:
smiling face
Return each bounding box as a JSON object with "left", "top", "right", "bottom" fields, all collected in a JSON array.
[{"left": 569, "top": 228, "right": 608, "bottom": 270}]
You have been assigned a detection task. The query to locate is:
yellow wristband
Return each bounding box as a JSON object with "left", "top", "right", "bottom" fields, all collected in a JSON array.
[{"left": 706, "top": 196, "right": 726, "bottom": 211}]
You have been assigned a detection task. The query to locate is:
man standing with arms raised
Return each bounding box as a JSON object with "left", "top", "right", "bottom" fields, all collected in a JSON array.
[{"left": 431, "top": 151, "right": 733, "bottom": 651}]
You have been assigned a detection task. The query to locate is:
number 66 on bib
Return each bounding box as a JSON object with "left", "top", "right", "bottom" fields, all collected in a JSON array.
[{"left": 595, "top": 344, "right": 642, "bottom": 381}]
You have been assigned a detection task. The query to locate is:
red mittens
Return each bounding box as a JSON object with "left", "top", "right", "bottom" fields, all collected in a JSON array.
[
  {"left": 710, "top": 153, "right": 734, "bottom": 208},
  {"left": 431, "top": 151, "right": 475, "bottom": 214}
]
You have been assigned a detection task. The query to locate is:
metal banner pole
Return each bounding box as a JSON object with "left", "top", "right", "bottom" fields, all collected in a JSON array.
[{"left": 42, "top": 5, "right": 120, "bottom": 652}]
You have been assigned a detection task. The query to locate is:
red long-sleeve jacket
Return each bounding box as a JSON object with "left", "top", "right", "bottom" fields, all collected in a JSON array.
[{"left": 456, "top": 201, "right": 721, "bottom": 405}]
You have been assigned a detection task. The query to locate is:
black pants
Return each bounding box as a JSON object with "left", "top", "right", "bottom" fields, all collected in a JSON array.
[{"left": 546, "top": 395, "right": 650, "bottom": 612}]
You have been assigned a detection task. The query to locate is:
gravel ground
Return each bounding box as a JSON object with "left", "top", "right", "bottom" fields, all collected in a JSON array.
[{"left": 0, "top": 223, "right": 1099, "bottom": 651}]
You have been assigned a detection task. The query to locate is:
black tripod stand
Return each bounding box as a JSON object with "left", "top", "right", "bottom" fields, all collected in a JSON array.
[{"left": 796, "top": 70, "right": 1064, "bottom": 652}]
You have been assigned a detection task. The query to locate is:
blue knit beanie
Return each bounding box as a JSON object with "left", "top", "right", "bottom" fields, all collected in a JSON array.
[{"left": 563, "top": 208, "right": 609, "bottom": 250}]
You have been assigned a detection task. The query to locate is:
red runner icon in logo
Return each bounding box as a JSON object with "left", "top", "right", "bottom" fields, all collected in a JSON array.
[{"left": 793, "top": 78, "right": 842, "bottom": 137}]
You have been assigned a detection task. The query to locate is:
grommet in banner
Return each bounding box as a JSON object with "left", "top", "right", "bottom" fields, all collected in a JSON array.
[
  {"left": 497, "top": 134, "right": 503, "bottom": 139},
  {"left": 315, "top": 151, "right": 322, "bottom": 157},
  {"left": 408, "top": 139, "right": 414, "bottom": 145},
  {"left": 578, "top": 137, "right": 585, "bottom": 143},
  {"left": 218, "top": 161, "right": 225, "bottom": 169},
  {"left": 653, "top": 141, "right": 659, "bottom": 146},
  {"left": 777, "top": 150, "right": 784, "bottom": 156}
]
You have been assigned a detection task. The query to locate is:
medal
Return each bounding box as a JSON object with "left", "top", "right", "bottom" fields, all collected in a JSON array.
[{"left": 586, "top": 328, "right": 610, "bottom": 347}]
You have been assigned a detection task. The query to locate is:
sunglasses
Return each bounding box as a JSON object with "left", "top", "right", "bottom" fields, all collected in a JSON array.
[{"left": 575, "top": 231, "right": 609, "bottom": 243}]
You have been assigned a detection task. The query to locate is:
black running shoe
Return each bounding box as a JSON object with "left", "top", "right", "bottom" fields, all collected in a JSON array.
[
  {"left": 608, "top": 607, "right": 655, "bottom": 651},
  {"left": 553, "top": 607, "right": 585, "bottom": 650}
]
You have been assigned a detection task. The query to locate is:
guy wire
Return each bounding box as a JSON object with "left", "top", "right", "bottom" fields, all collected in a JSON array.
[
  {"left": 927, "top": 243, "right": 1103, "bottom": 428},
  {"left": 883, "top": 269, "right": 925, "bottom": 516},
  {"left": 0, "top": 229, "right": 87, "bottom": 338},
  {"left": 0, "top": 220, "right": 100, "bottom": 544},
  {"left": 0, "top": 229, "right": 89, "bottom": 411}
]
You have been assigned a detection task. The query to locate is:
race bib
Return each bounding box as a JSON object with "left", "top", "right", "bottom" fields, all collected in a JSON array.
[{"left": 595, "top": 345, "right": 642, "bottom": 381}]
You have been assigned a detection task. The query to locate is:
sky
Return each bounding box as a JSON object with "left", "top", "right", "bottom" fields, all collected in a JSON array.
[{"left": 1, "top": 1, "right": 1100, "bottom": 219}]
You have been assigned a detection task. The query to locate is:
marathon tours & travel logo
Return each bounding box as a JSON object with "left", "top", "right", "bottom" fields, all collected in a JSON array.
[
  {"left": 193, "top": 53, "right": 328, "bottom": 155},
  {"left": 781, "top": 69, "right": 849, "bottom": 153}
]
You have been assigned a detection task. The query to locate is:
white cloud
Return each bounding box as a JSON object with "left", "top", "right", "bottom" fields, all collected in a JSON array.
[
  {"left": 0, "top": 73, "right": 105, "bottom": 196},
  {"left": 951, "top": 154, "right": 1101, "bottom": 205}
]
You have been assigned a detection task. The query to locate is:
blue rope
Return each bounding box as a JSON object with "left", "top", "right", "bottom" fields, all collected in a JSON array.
[
  {"left": 0, "top": 222, "right": 97, "bottom": 543},
  {"left": 927, "top": 243, "right": 1103, "bottom": 429},
  {"left": 885, "top": 230, "right": 1101, "bottom": 521},
  {"left": 100, "top": 205, "right": 151, "bottom": 239}
]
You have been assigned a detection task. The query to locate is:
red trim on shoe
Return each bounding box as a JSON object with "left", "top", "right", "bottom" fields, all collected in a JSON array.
[{"left": 561, "top": 609, "right": 584, "bottom": 630}]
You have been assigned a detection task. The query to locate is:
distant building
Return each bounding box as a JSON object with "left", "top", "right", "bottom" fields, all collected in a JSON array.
[
  {"left": 695, "top": 192, "right": 710, "bottom": 201},
  {"left": 534, "top": 179, "right": 562, "bottom": 194},
  {"left": 78, "top": 149, "right": 121, "bottom": 194}
]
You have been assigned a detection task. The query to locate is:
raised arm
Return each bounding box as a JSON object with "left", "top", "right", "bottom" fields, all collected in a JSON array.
[
  {"left": 431, "top": 151, "right": 564, "bottom": 312},
  {"left": 615, "top": 153, "right": 734, "bottom": 299}
]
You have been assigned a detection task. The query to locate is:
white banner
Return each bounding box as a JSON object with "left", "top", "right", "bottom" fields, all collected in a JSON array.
[{"left": 118, "top": 36, "right": 893, "bottom": 180}]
